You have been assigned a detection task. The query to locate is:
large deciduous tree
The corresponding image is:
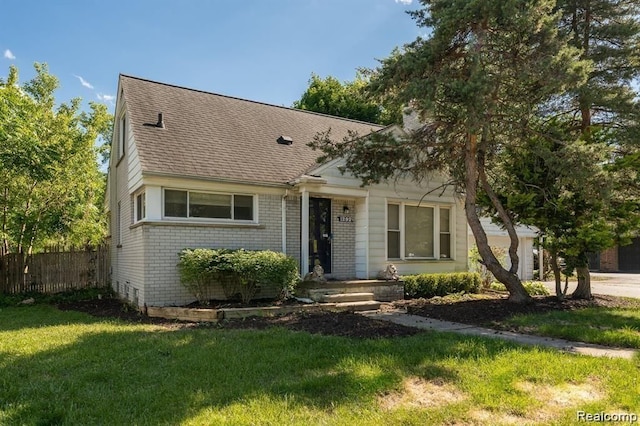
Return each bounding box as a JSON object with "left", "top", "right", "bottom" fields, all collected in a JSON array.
[
  {"left": 293, "top": 73, "right": 400, "bottom": 125},
  {"left": 310, "top": 0, "right": 588, "bottom": 303},
  {"left": 0, "top": 64, "right": 112, "bottom": 258}
]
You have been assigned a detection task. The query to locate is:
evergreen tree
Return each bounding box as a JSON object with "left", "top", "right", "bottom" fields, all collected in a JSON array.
[{"left": 310, "top": 0, "right": 587, "bottom": 303}]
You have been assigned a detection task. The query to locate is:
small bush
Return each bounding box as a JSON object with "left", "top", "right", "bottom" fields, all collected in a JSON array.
[
  {"left": 177, "top": 248, "right": 218, "bottom": 303},
  {"left": 178, "top": 248, "right": 299, "bottom": 304},
  {"left": 404, "top": 272, "right": 481, "bottom": 299},
  {"left": 490, "top": 281, "right": 550, "bottom": 296}
]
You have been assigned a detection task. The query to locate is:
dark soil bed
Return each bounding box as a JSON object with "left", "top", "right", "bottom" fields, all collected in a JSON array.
[
  {"left": 56, "top": 293, "right": 639, "bottom": 338},
  {"left": 396, "top": 293, "right": 640, "bottom": 327},
  {"left": 56, "top": 298, "right": 422, "bottom": 338}
]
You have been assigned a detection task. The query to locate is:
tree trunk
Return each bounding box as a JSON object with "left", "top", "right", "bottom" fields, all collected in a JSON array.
[
  {"left": 465, "top": 133, "right": 531, "bottom": 304},
  {"left": 479, "top": 167, "right": 520, "bottom": 275},
  {"left": 550, "top": 249, "right": 563, "bottom": 301},
  {"left": 572, "top": 265, "right": 592, "bottom": 299}
]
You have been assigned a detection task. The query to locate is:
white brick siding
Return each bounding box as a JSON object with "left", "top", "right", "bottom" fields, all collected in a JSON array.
[
  {"left": 285, "top": 196, "right": 301, "bottom": 270},
  {"left": 330, "top": 199, "right": 356, "bottom": 279},
  {"left": 142, "top": 194, "right": 283, "bottom": 306}
]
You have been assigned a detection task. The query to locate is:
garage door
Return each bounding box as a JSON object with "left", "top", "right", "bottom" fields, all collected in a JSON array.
[{"left": 618, "top": 238, "right": 640, "bottom": 272}]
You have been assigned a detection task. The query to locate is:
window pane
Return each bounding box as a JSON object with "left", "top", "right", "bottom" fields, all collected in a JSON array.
[
  {"left": 165, "top": 190, "right": 187, "bottom": 217},
  {"left": 440, "top": 234, "right": 451, "bottom": 259},
  {"left": 136, "top": 194, "right": 143, "bottom": 221},
  {"left": 440, "top": 208, "right": 450, "bottom": 232},
  {"left": 388, "top": 204, "right": 399, "bottom": 230},
  {"left": 388, "top": 231, "right": 400, "bottom": 259},
  {"left": 405, "top": 206, "right": 434, "bottom": 257},
  {"left": 234, "top": 195, "right": 253, "bottom": 220},
  {"left": 190, "top": 192, "right": 231, "bottom": 218}
]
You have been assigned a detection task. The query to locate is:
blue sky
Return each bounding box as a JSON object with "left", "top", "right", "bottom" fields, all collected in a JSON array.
[{"left": 1, "top": 0, "right": 421, "bottom": 112}]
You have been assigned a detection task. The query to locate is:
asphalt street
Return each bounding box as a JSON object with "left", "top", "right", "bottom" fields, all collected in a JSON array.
[{"left": 542, "top": 272, "right": 640, "bottom": 299}]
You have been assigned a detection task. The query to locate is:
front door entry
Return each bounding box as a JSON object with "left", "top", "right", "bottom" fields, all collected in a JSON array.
[{"left": 309, "top": 198, "right": 331, "bottom": 273}]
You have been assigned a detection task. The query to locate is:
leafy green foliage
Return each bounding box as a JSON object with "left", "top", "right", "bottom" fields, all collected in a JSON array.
[
  {"left": 403, "top": 272, "right": 481, "bottom": 299},
  {"left": 178, "top": 248, "right": 299, "bottom": 304},
  {"left": 490, "top": 281, "right": 550, "bottom": 296},
  {"left": 293, "top": 73, "right": 400, "bottom": 125},
  {"left": 0, "top": 63, "right": 112, "bottom": 255}
]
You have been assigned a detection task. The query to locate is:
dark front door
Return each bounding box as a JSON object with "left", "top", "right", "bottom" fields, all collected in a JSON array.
[{"left": 309, "top": 197, "right": 331, "bottom": 273}]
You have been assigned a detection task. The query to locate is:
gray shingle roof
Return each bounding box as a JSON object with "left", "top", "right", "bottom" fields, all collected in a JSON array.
[{"left": 120, "top": 75, "right": 383, "bottom": 185}]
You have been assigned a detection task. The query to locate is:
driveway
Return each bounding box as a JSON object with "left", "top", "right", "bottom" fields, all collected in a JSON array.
[{"left": 542, "top": 272, "right": 640, "bottom": 299}]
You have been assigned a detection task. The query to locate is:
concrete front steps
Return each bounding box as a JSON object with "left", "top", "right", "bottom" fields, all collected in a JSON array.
[
  {"left": 310, "top": 291, "right": 381, "bottom": 312},
  {"left": 297, "top": 279, "right": 404, "bottom": 302},
  {"left": 333, "top": 300, "right": 382, "bottom": 311}
]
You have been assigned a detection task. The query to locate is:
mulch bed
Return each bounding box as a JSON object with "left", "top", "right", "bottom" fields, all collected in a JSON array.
[
  {"left": 396, "top": 294, "right": 640, "bottom": 327},
  {"left": 56, "top": 298, "right": 422, "bottom": 338},
  {"left": 56, "top": 293, "right": 639, "bottom": 338}
]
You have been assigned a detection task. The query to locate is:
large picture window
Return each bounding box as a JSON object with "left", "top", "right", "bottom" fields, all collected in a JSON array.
[
  {"left": 164, "top": 189, "right": 254, "bottom": 221},
  {"left": 387, "top": 203, "right": 452, "bottom": 260}
]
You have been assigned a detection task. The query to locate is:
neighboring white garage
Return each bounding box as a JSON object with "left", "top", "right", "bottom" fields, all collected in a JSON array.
[{"left": 469, "top": 218, "right": 538, "bottom": 280}]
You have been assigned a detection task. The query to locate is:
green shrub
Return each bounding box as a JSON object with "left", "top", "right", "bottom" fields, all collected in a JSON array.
[
  {"left": 490, "top": 281, "right": 550, "bottom": 296},
  {"left": 178, "top": 248, "right": 218, "bottom": 303},
  {"left": 178, "top": 248, "right": 299, "bottom": 304},
  {"left": 403, "top": 272, "right": 481, "bottom": 299}
]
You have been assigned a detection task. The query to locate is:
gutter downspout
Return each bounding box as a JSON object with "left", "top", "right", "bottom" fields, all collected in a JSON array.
[{"left": 282, "top": 190, "right": 289, "bottom": 254}]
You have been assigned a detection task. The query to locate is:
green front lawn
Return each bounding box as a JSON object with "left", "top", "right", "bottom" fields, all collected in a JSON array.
[
  {"left": 502, "top": 306, "right": 640, "bottom": 349},
  {"left": 1, "top": 305, "right": 638, "bottom": 425}
]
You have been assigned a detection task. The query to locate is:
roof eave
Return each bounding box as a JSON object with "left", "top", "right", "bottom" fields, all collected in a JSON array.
[{"left": 142, "top": 171, "right": 293, "bottom": 188}]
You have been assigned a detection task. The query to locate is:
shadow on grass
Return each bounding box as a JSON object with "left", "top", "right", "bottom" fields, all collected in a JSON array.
[{"left": 0, "top": 306, "right": 577, "bottom": 425}]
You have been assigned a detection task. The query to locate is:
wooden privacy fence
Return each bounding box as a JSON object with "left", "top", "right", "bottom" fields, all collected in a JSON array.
[{"left": 0, "top": 245, "right": 111, "bottom": 294}]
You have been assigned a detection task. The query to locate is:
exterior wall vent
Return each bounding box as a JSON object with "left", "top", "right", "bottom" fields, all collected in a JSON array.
[{"left": 277, "top": 135, "right": 293, "bottom": 145}]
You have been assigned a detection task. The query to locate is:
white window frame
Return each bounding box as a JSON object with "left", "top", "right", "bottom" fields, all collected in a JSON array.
[
  {"left": 116, "top": 201, "right": 122, "bottom": 246},
  {"left": 386, "top": 202, "right": 453, "bottom": 261},
  {"left": 162, "top": 188, "right": 257, "bottom": 223},
  {"left": 117, "top": 113, "right": 126, "bottom": 161},
  {"left": 134, "top": 191, "right": 146, "bottom": 223}
]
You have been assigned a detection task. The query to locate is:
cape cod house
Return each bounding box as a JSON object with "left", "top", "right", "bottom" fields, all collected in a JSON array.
[{"left": 107, "top": 75, "right": 469, "bottom": 307}]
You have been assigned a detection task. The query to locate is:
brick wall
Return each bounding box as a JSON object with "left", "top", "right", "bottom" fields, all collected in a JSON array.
[
  {"left": 285, "top": 196, "right": 301, "bottom": 270},
  {"left": 330, "top": 199, "right": 356, "bottom": 279},
  {"left": 142, "top": 194, "right": 283, "bottom": 306},
  {"left": 599, "top": 247, "right": 618, "bottom": 272}
]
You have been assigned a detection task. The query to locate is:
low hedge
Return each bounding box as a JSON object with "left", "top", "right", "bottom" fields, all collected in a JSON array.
[
  {"left": 178, "top": 248, "right": 299, "bottom": 304},
  {"left": 403, "top": 272, "right": 481, "bottom": 299},
  {"left": 490, "top": 281, "right": 550, "bottom": 296}
]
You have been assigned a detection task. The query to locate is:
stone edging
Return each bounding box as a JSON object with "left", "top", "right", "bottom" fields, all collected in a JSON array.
[{"left": 146, "top": 302, "right": 373, "bottom": 322}]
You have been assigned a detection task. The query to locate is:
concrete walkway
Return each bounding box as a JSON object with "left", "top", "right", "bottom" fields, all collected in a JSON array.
[{"left": 362, "top": 309, "right": 638, "bottom": 360}]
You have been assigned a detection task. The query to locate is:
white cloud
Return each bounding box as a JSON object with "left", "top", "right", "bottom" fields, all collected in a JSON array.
[
  {"left": 97, "top": 93, "right": 115, "bottom": 104},
  {"left": 4, "top": 49, "right": 16, "bottom": 60},
  {"left": 74, "top": 74, "right": 94, "bottom": 89},
  {"left": 395, "top": 0, "right": 413, "bottom": 4}
]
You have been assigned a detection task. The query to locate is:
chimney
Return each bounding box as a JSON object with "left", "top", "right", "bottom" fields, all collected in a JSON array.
[{"left": 156, "top": 113, "right": 165, "bottom": 129}]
